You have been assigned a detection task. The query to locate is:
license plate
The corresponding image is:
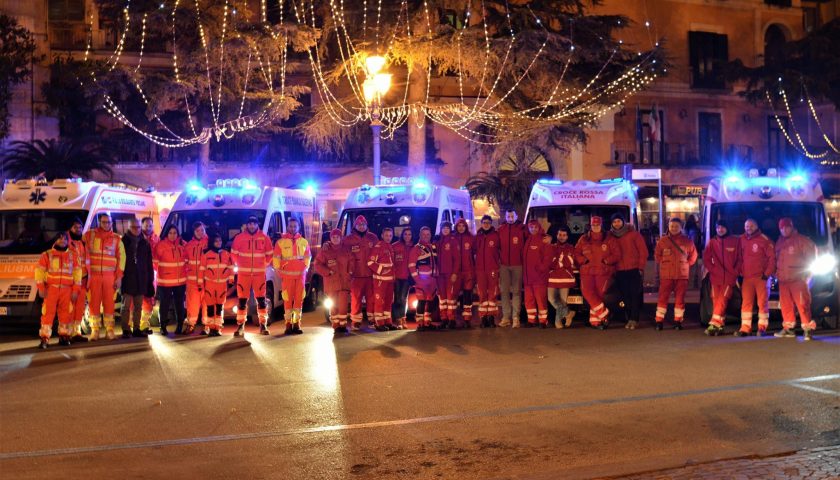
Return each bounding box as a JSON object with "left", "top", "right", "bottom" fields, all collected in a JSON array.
[
  {"left": 769, "top": 300, "right": 780, "bottom": 310},
  {"left": 0, "top": 307, "right": 7, "bottom": 315},
  {"left": 566, "top": 295, "right": 583, "bottom": 305}
]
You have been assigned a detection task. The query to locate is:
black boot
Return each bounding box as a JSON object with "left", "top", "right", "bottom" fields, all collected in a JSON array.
[
  {"left": 133, "top": 328, "right": 148, "bottom": 338},
  {"left": 449, "top": 320, "right": 458, "bottom": 330},
  {"left": 655, "top": 322, "right": 663, "bottom": 331},
  {"left": 489, "top": 316, "right": 496, "bottom": 328},
  {"left": 121, "top": 330, "right": 132, "bottom": 339},
  {"left": 70, "top": 334, "right": 88, "bottom": 343},
  {"left": 58, "top": 336, "right": 71, "bottom": 346},
  {"left": 233, "top": 323, "right": 244, "bottom": 337},
  {"left": 292, "top": 324, "right": 303, "bottom": 335},
  {"left": 673, "top": 322, "right": 683, "bottom": 331},
  {"left": 38, "top": 338, "right": 49, "bottom": 349},
  {"left": 160, "top": 325, "right": 169, "bottom": 336},
  {"left": 209, "top": 329, "right": 221, "bottom": 337},
  {"left": 284, "top": 323, "right": 294, "bottom": 335},
  {"left": 259, "top": 324, "right": 270, "bottom": 335}
]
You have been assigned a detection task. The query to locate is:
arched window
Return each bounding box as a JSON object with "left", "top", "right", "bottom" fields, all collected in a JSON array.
[{"left": 764, "top": 24, "right": 787, "bottom": 68}]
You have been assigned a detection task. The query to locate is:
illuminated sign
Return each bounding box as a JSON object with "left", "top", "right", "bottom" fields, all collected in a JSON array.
[{"left": 670, "top": 185, "right": 706, "bottom": 197}]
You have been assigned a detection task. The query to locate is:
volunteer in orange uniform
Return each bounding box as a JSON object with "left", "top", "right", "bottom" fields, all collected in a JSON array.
[
  {"left": 736, "top": 218, "right": 775, "bottom": 337},
  {"left": 231, "top": 216, "right": 273, "bottom": 336},
  {"left": 367, "top": 228, "right": 398, "bottom": 331},
  {"left": 436, "top": 221, "right": 460, "bottom": 328},
  {"left": 454, "top": 218, "right": 476, "bottom": 327},
  {"left": 654, "top": 218, "right": 698, "bottom": 330},
  {"left": 344, "top": 216, "right": 379, "bottom": 329},
  {"left": 474, "top": 215, "right": 500, "bottom": 328},
  {"left": 774, "top": 218, "right": 818, "bottom": 341},
  {"left": 314, "top": 229, "right": 353, "bottom": 333},
  {"left": 409, "top": 227, "right": 438, "bottom": 331},
  {"left": 154, "top": 225, "right": 187, "bottom": 335},
  {"left": 67, "top": 218, "right": 88, "bottom": 343},
  {"left": 183, "top": 222, "right": 208, "bottom": 334},
  {"left": 140, "top": 217, "right": 159, "bottom": 335},
  {"left": 523, "top": 220, "right": 552, "bottom": 328},
  {"left": 574, "top": 216, "right": 617, "bottom": 329},
  {"left": 548, "top": 227, "right": 576, "bottom": 329},
  {"left": 391, "top": 229, "right": 413, "bottom": 328},
  {"left": 274, "top": 218, "right": 311, "bottom": 335},
  {"left": 199, "top": 233, "right": 234, "bottom": 336},
  {"left": 34, "top": 232, "right": 82, "bottom": 349},
  {"left": 83, "top": 213, "right": 126, "bottom": 341},
  {"left": 703, "top": 219, "right": 741, "bottom": 336}
]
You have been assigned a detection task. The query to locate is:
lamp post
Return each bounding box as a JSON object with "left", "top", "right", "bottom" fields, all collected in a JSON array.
[{"left": 362, "top": 55, "right": 391, "bottom": 185}]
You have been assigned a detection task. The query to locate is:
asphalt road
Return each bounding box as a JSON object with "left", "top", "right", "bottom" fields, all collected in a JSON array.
[{"left": 0, "top": 312, "right": 838, "bottom": 479}]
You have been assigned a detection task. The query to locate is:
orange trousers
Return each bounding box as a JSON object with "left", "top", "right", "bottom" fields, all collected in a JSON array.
[
  {"left": 372, "top": 279, "right": 395, "bottom": 326},
  {"left": 779, "top": 280, "right": 816, "bottom": 331},
  {"left": 524, "top": 284, "right": 549, "bottom": 324},
  {"left": 88, "top": 272, "right": 116, "bottom": 330},
  {"left": 40, "top": 285, "right": 74, "bottom": 339},
  {"left": 236, "top": 274, "right": 267, "bottom": 325},
  {"left": 186, "top": 283, "right": 204, "bottom": 326},
  {"left": 580, "top": 274, "right": 611, "bottom": 326},
  {"left": 327, "top": 289, "right": 350, "bottom": 328},
  {"left": 476, "top": 271, "right": 499, "bottom": 317},
  {"left": 281, "top": 275, "right": 305, "bottom": 324},
  {"left": 740, "top": 276, "right": 769, "bottom": 332},
  {"left": 709, "top": 283, "right": 735, "bottom": 328},
  {"left": 656, "top": 278, "right": 688, "bottom": 323}
]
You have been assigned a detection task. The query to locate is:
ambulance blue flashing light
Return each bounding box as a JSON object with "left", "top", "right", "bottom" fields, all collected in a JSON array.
[
  {"left": 302, "top": 181, "right": 317, "bottom": 198},
  {"left": 412, "top": 178, "right": 429, "bottom": 190},
  {"left": 598, "top": 177, "right": 624, "bottom": 184},
  {"left": 537, "top": 179, "right": 564, "bottom": 186}
]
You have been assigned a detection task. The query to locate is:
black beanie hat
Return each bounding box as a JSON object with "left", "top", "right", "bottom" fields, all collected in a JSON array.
[{"left": 610, "top": 213, "right": 625, "bottom": 223}]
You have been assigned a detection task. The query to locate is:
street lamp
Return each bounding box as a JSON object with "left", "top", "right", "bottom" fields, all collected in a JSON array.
[{"left": 362, "top": 55, "right": 391, "bottom": 185}]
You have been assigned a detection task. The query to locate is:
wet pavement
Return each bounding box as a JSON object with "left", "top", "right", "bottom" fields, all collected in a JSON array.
[{"left": 0, "top": 312, "right": 838, "bottom": 479}]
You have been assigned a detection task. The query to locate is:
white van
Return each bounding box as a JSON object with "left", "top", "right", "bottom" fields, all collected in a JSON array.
[
  {"left": 337, "top": 178, "right": 474, "bottom": 238},
  {"left": 0, "top": 178, "right": 169, "bottom": 325},
  {"left": 525, "top": 178, "right": 641, "bottom": 309},
  {"left": 161, "top": 178, "right": 320, "bottom": 321},
  {"left": 700, "top": 168, "right": 839, "bottom": 326}
]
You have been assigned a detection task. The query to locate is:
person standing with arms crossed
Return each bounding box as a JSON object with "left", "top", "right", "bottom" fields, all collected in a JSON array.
[
  {"left": 120, "top": 218, "right": 154, "bottom": 338},
  {"left": 654, "top": 217, "right": 698, "bottom": 330}
]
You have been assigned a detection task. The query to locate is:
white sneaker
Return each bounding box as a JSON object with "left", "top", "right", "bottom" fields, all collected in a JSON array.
[
  {"left": 512, "top": 321, "right": 521, "bottom": 329},
  {"left": 106, "top": 329, "right": 116, "bottom": 340},
  {"left": 498, "top": 319, "right": 512, "bottom": 327}
]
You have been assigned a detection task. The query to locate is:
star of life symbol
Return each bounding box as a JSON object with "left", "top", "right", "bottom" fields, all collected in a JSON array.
[{"left": 29, "top": 188, "right": 46, "bottom": 205}]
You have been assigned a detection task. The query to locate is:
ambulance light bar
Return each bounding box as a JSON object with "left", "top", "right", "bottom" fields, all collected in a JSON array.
[
  {"left": 598, "top": 177, "right": 624, "bottom": 184},
  {"left": 537, "top": 179, "right": 564, "bottom": 186}
]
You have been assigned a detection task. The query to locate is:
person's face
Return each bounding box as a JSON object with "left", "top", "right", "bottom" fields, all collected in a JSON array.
[
  {"left": 247, "top": 221, "right": 258, "bottom": 233},
  {"left": 456, "top": 223, "right": 466, "bottom": 234},
  {"left": 716, "top": 225, "right": 728, "bottom": 237},
  {"left": 70, "top": 223, "right": 82, "bottom": 235},
  {"left": 141, "top": 219, "right": 153, "bottom": 234},
  {"left": 128, "top": 220, "right": 141, "bottom": 235},
  {"left": 780, "top": 225, "right": 793, "bottom": 238},
  {"left": 331, "top": 233, "right": 342, "bottom": 245},
  {"left": 744, "top": 220, "right": 758, "bottom": 236},
  {"left": 167, "top": 229, "right": 178, "bottom": 241},
  {"left": 55, "top": 235, "right": 67, "bottom": 248},
  {"left": 99, "top": 217, "right": 112, "bottom": 231},
  {"left": 591, "top": 224, "right": 602, "bottom": 233},
  {"left": 528, "top": 224, "right": 538, "bottom": 235},
  {"left": 403, "top": 230, "right": 412, "bottom": 243},
  {"left": 505, "top": 211, "right": 517, "bottom": 224},
  {"left": 288, "top": 220, "right": 299, "bottom": 235},
  {"left": 382, "top": 230, "right": 393, "bottom": 243},
  {"left": 442, "top": 226, "right": 451, "bottom": 236},
  {"left": 481, "top": 219, "right": 492, "bottom": 231},
  {"left": 668, "top": 222, "right": 682, "bottom": 235},
  {"left": 557, "top": 231, "right": 569, "bottom": 244},
  {"left": 611, "top": 218, "right": 624, "bottom": 230},
  {"left": 213, "top": 237, "right": 222, "bottom": 249},
  {"left": 356, "top": 221, "right": 368, "bottom": 233},
  {"left": 194, "top": 225, "right": 206, "bottom": 239},
  {"left": 420, "top": 230, "right": 431, "bottom": 243}
]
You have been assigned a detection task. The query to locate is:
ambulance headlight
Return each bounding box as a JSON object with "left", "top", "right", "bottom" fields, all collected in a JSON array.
[
  {"left": 809, "top": 254, "right": 837, "bottom": 276},
  {"left": 411, "top": 299, "right": 418, "bottom": 309},
  {"left": 722, "top": 174, "right": 744, "bottom": 199},
  {"left": 232, "top": 306, "right": 238, "bottom": 313},
  {"left": 324, "top": 297, "right": 334, "bottom": 310},
  {"left": 242, "top": 193, "right": 256, "bottom": 204},
  {"left": 785, "top": 173, "right": 807, "bottom": 198}
]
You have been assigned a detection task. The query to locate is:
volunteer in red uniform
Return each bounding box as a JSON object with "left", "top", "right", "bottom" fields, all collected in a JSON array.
[
  {"left": 231, "top": 216, "right": 273, "bottom": 336},
  {"left": 498, "top": 209, "right": 527, "bottom": 328},
  {"left": 67, "top": 218, "right": 88, "bottom": 343},
  {"left": 140, "top": 217, "right": 159, "bottom": 335},
  {"left": 199, "top": 233, "right": 234, "bottom": 336},
  {"left": 409, "top": 227, "right": 438, "bottom": 330},
  {"left": 154, "top": 225, "right": 187, "bottom": 335},
  {"left": 548, "top": 226, "right": 576, "bottom": 329},
  {"left": 344, "top": 215, "right": 379, "bottom": 329},
  {"left": 574, "top": 216, "right": 617, "bottom": 329},
  {"left": 737, "top": 218, "right": 775, "bottom": 337},
  {"left": 436, "top": 221, "right": 460, "bottom": 328},
  {"left": 391, "top": 229, "right": 413, "bottom": 328},
  {"left": 774, "top": 218, "right": 818, "bottom": 341},
  {"left": 34, "top": 232, "right": 82, "bottom": 349},
  {"left": 609, "top": 213, "right": 649, "bottom": 330},
  {"left": 314, "top": 229, "right": 353, "bottom": 334},
  {"left": 523, "top": 220, "right": 552, "bottom": 328},
  {"left": 183, "top": 222, "right": 208, "bottom": 335},
  {"left": 274, "top": 218, "right": 311, "bottom": 335},
  {"left": 83, "top": 213, "right": 126, "bottom": 341},
  {"left": 654, "top": 217, "right": 698, "bottom": 330},
  {"left": 703, "top": 219, "right": 741, "bottom": 336},
  {"left": 367, "top": 228, "right": 398, "bottom": 331},
  {"left": 475, "top": 215, "right": 500, "bottom": 328},
  {"left": 454, "top": 218, "right": 476, "bottom": 327}
]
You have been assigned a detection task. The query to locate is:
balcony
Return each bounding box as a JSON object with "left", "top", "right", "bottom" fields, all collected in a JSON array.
[
  {"left": 49, "top": 22, "right": 89, "bottom": 50},
  {"left": 610, "top": 142, "right": 754, "bottom": 167},
  {"left": 49, "top": 22, "right": 169, "bottom": 53}
]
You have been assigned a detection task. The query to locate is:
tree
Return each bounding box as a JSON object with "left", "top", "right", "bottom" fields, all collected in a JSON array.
[
  {"left": 1, "top": 139, "right": 115, "bottom": 180},
  {"left": 465, "top": 156, "right": 550, "bottom": 216},
  {"left": 42, "top": 57, "right": 103, "bottom": 139},
  {"left": 0, "top": 14, "right": 37, "bottom": 141}
]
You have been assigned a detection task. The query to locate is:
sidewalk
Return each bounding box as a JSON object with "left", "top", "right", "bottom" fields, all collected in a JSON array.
[{"left": 608, "top": 445, "right": 840, "bottom": 479}]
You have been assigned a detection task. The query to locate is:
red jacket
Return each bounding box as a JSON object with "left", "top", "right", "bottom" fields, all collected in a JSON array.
[
  {"left": 455, "top": 232, "right": 475, "bottom": 276},
  {"left": 408, "top": 241, "right": 437, "bottom": 279},
  {"left": 474, "top": 227, "right": 501, "bottom": 273},
  {"left": 575, "top": 231, "right": 618, "bottom": 276},
  {"left": 498, "top": 222, "right": 527, "bottom": 266},
  {"left": 548, "top": 243, "right": 576, "bottom": 288},
  {"left": 775, "top": 231, "right": 816, "bottom": 282},
  {"left": 313, "top": 240, "right": 352, "bottom": 292},
  {"left": 436, "top": 232, "right": 460, "bottom": 275},
  {"left": 154, "top": 237, "right": 187, "bottom": 287},
  {"left": 610, "top": 225, "right": 648, "bottom": 271},
  {"left": 344, "top": 230, "right": 378, "bottom": 278},
  {"left": 230, "top": 230, "right": 273, "bottom": 276},
  {"left": 391, "top": 241, "right": 413, "bottom": 280},
  {"left": 184, "top": 236, "right": 208, "bottom": 286},
  {"left": 703, "top": 235, "right": 740, "bottom": 286},
  {"left": 68, "top": 235, "right": 87, "bottom": 279},
  {"left": 655, "top": 233, "right": 698, "bottom": 280},
  {"left": 523, "top": 226, "right": 552, "bottom": 286},
  {"left": 739, "top": 231, "right": 775, "bottom": 279},
  {"left": 367, "top": 240, "right": 395, "bottom": 281}
]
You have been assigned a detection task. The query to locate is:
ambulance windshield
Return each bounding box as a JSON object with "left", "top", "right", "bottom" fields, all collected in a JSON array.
[
  {"left": 528, "top": 205, "right": 633, "bottom": 243},
  {"left": 0, "top": 210, "right": 89, "bottom": 254},
  {"left": 163, "top": 209, "right": 267, "bottom": 248},
  {"left": 339, "top": 207, "right": 438, "bottom": 240},
  {"left": 709, "top": 202, "right": 828, "bottom": 245}
]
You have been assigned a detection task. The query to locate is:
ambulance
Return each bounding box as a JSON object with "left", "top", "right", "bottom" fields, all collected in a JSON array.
[
  {"left": 525, "top": 178, "right": 641, "bottom": 312},
  {"left": 161, "top": 178, "right": 320, "bottom": 322},
  {"left": 0, "top": 178, "right": 168, "bottom": 326},
  {"left": 700, "top": 168, "right": 839, "bottom": 326}
]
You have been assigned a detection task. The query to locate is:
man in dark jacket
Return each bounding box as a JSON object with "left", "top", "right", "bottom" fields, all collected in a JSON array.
[{"left": 120, "top": 218, "right": 155, "bottom": 338}]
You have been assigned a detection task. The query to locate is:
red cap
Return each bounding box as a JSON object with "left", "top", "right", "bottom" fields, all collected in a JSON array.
[
  {"left": 330, "top": 228, "right": 342, "bottom": 238},
  {"left": 778, "top": 217, "right": 794, "bottom": 229},
  {"left": 590, "top": 216, "right": 603, "bottom": 227}
]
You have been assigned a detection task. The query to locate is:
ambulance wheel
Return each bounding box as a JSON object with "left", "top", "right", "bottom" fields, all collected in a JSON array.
[
  {"left": 303, "top": 285, "right": 317, "bottom": 313},
  {"left": 699, "top": 276, "right": 712, "bottom": 327}
]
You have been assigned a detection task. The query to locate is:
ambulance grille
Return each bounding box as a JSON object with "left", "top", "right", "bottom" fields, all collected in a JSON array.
[{"left": 1, "top": 285, "right": 32, "bottom": 300}]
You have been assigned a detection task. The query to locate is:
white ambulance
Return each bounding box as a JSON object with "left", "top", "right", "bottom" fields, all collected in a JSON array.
[
  {"left": 0, "top": 178, "right": 168, "bottom": 325},
  {"left": 161, "top": 178, "right": 320, "bottom": 321},
  {"left": 525, "top": 178, "right": 641, "bottom": 310},
  {"left": 700, "top": 168, "right": 839, "bottom": 326},
  {"left": 337, "top": 177, "right": 474, "bottom": 238}
]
